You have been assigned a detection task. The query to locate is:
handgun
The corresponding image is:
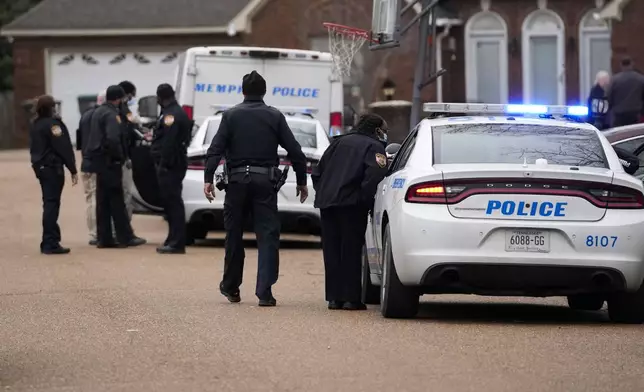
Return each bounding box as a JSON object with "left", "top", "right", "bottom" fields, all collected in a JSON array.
[{"left": 274, "top": 165, "right": 290, "bottom": 192}]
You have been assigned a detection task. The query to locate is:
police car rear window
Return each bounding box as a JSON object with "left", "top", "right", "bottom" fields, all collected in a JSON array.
[
  {"left": 432, "top": 124, "right": 608, "bottom": 168},
  {"left": 204, "top": 118, "right": 317, "bottom": 148}
]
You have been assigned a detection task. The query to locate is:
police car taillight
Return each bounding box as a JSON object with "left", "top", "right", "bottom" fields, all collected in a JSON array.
[
  {"left": 405, "top": 181, "right": 465, "bottom": 204},
  {"left": 588, "top": 187, "right": 644, "bottom": 209}
]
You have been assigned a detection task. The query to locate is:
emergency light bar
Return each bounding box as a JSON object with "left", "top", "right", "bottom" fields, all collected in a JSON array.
[
  {"left": 210, "top": 104, "right": 319, "bottom": 116},
  {"left": 423, "top": 103, "right": 589, "bottom": 117}
]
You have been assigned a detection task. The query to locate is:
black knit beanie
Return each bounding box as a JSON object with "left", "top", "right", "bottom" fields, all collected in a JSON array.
[{"left": 242, "top": 71, "right": 267, "bottom": 96}]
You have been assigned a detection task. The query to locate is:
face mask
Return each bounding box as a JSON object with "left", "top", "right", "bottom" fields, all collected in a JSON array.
[{"left": 376, "top": 128, "right": 388, "bottom": 145}]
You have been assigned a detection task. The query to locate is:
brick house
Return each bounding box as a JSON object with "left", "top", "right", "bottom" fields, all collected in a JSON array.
[{"left": 0, "top": 0, "right": 638, "bottom": 146}]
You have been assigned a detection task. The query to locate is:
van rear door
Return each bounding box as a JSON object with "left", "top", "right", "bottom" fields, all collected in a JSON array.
[
  {"left": 192, "top": 55, "right": 263, "bottom": 126},
  {"left": 263, "top": 59, "right": 332, "bottom": 130}
]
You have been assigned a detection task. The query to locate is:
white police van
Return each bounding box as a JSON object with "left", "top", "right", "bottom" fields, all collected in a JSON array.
[
  {"left": 363, "top": 103, "right": 644, "bottom": 324},
  {"left": 172, "top": 46, "right": 344, "bottom": 135}
]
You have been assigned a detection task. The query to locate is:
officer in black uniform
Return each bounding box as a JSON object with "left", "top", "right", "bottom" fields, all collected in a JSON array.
[
  {"left": 204, "top": 70, "right": 309, "bottom": 307},
  {"left": 29, "top": 95, "right": 78, "bottom": 254},
  {"left": 151, "top": 83, "right": 193, "bottom": 254},
  {"left": 311, "top": 113, "right": 389, "bottom": 310},
  {"left": 117, "top": 81, "right": 144, "bottom": 158},
  {"left": 85, "top": 85, "right": 146, "bottom": 248}
]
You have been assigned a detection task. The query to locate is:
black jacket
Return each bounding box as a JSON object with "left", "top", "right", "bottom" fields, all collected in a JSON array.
[
  {"left": 587, "top": 84, "right": 609, "bottom": 130},
  {"left": 151, "top": 100, "right": 192, "bottom": 169},
  {"left": 204, "top": 97, "right": 308, "bottom": 185},
  {"left": 29, "top": 116, "right": 77, "bottom": 175},
  {"left": 311, "top": 131, "right": 388, "bottom": 210},
  {"left": 608, "top": 70, "right": 644, "bottom": 115},
  {"left": 83, "top": 103, "right": 123, "bottom": 172},
  {"left": 78, "top": 107, "right": 96, "bottom": 173}
]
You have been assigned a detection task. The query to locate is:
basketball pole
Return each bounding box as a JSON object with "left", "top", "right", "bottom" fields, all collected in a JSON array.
[{"left": 410, "top": 0, "right": 438, "bottom": 128}]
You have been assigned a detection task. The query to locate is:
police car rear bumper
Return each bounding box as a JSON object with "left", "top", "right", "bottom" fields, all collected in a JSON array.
[{"left": 388, "top": 204, "right": 644, "bottom": 293}]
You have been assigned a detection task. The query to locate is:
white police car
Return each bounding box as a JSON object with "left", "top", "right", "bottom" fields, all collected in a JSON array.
[{"left": 362, "top": 103, "right": 644, "bottom": 323}]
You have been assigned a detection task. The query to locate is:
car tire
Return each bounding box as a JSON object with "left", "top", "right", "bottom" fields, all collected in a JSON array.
[
  {"left": 607, "top": 283, "right": 644, "bottom": 324},
  {"left": 361, "top": 245, "right": 380, "bottom": 305},
  {"left": 186, "top": 223, "right": 208, "bottom": 246},
  {"left": 380, "top": 225, "right": 419, "bottom": 319},
  {"left": 566, "top": 294, "right": 604, "bottom": 311}
]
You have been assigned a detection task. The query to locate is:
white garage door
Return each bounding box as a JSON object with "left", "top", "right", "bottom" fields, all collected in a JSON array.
[{"left": 49, "top": 49, "right": 183, "bottom": 145}]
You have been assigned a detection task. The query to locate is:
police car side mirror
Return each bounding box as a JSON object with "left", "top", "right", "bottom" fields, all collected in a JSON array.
[
  {"left": 138, "top": 95, "right": 159, "bottom": 118},
  {"left": 385, "top": 143, "right": 401, "bottom": 156}
]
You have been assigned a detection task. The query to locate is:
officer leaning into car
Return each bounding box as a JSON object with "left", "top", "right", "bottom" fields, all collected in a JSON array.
[
  {"left": 85, "top": 85, "right": 146, "bottom": 248},
  {"left": 117, "top": 80, "right": 144, "bottom": 220},
  {"left": 150, "top": 83, "right": 193, "bottom": 254},
  {"left": 311, "top": 113, "right": 389, "bottom": 311},
  {"left": 203, "top": 70, "right": 309, "bottom": 307},
  {"left": 29, "top": 95, "right": 78, "bottom": 254}
]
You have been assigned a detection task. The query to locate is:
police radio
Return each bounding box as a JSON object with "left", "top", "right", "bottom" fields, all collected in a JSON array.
[{"left": 215, "top": 162, "right": 229, "bottom": 191}]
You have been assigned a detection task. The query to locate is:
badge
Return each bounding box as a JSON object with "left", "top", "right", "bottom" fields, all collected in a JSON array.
[
  {"left": 375, "top": 153, "right": 386, "bottom": 168},
  {"left": 163, "top": 115, "right": 175, "bottom": 126},
  {"left": 51, "top": 125, "right": 62, "bottom": 137},
  {"left": 116, "top": 115, "right": 121, "bottom": 124},
  {"left": 126, "top": 112, "right": 134, "bottom": 122}
]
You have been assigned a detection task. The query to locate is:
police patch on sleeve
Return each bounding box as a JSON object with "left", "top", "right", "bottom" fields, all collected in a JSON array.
[
  {"left": 116, "top": 115, "right": 122, "bottom": 124},
  {"left": 163, "top": 115, "right": 175, "bottom": 126},
  {"left": 375, "top": 153, "right": 387, "bottom": 168},
  {"left": 51, "top": 125, "right": 62, "bottom": 137}
]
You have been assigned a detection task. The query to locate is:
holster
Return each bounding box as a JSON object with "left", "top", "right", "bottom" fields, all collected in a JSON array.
[{"left": 215, "top": 162, "right": 229, "bottom": 191}]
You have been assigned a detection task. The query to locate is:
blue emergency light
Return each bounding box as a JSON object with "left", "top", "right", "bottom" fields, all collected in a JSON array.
[{"left": 423, "top": 103, "right": 589, "bottom": 117}]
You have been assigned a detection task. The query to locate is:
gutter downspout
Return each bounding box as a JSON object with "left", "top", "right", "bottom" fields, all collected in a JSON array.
[{"left": 436, "top": 25, "right": 451, "bottom": 103}]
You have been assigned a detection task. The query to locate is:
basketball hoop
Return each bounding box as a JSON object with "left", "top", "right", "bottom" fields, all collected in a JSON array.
[{"left": 323, "top": 22, "right": 376, "bottom": 80}]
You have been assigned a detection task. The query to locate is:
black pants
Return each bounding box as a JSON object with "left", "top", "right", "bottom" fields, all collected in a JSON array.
[
  {"left": 34, "top": 165, "right": 65, "bottom": 251},
  {"left": 156, "top": 165, "right": 187, "bottom": 249},
  {"left": 221, "top": 174, "right": 280, "bottom": 300},
  {"left": 320, "top": 206, "right": 369, "bottom": 303},
  {"left": 612, "top": 112, "right": 640, "bottom": 127},
  {"left": 95, "top": 163, "right": 134, "bottom": 245}
]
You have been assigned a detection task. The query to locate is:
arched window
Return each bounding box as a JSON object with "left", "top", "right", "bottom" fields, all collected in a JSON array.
[
  {"left": 579, "top": 10, "right": 611, "bottom": 101},
  {"left": 522, "top": 9, "right": 566, "bottom": 105},
  {"left": 465, "top": 11, "right": 509, "bottom": 103}
]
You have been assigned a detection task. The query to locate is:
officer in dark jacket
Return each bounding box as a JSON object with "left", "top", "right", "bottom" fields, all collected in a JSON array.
[
  {"left": 312, "top": 113, "right": 389, "bottom": 310},
  {"left": 204, "top": 70, "right": 309, "bottom": 307},
  {"left": 86, "top": 85, "right": 146, "bottom": 248},
  {"left": 151, "top": 83, "right": 193, "bottom": 254},
  {"left": 608, "top": 57, "right": 644, "bottom": 127},
  {"left": 29, "top": 95, "right": 78, "bottom": 254}
]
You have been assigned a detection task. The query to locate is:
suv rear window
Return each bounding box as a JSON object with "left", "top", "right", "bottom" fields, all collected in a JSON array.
[{"left": 432, "top": 123, "right": 608, "bottom": 168}]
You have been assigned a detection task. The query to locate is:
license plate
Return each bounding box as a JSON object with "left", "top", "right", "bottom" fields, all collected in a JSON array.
[{"left": 505, "top": 229, "right": 550, "bottom": 253}]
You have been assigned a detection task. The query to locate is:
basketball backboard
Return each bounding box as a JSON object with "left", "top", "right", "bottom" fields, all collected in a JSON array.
[{"left": 371, "top": 0, "right": 402, "bottom": 49}]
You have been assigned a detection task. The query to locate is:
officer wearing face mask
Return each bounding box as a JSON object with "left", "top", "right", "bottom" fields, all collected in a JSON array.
[{"left": 311, "top": 113, "right": 389, "bottom": 311}]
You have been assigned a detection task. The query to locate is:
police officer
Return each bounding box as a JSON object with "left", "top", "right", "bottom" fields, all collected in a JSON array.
[
  {"left": 311, "top": 113, "right": 389, "bottom": 310},
  {"left": 79, "top": 90, "right": 105, "bottom": 245},
  {"left": 29, "top": 95, "right": 78, "bottom": 254},
  {"left": 151, "top": 83, "right": 193, "bottom": 254},
  {"left": 85, "top": 85, "right": 146, "bottom": 248},
  {"left": 204, "top": 70, "right": 309, "bottom": 307},
  {"left": 118, "top": 81, "right": 143, "bottom": 220}
]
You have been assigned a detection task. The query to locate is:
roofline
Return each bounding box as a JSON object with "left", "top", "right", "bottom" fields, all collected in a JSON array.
[{"left": 0, "top": 0, "right": 267, "bottom": 37}]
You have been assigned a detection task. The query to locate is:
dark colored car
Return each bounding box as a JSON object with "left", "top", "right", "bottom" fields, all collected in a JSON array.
[{"left": 604, "top": 124, "right": 644, "bottom": 179}]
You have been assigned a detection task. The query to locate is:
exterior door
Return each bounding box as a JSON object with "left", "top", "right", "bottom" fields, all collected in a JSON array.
[
  {"left": 475, "top": 40, "right": 502, "bottom": 103},
  {"left": 584, "top": 34, "right": 612, "bottom": 99},
  {"left": 530, "top": 36, "right": 558, "bottom": 105}
]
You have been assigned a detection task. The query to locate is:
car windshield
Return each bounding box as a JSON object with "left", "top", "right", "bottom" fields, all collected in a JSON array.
[
  {"left": 432, "top": 123, "right": 608, "bottom": 168},
  {"left": 203, "top": 118, "right": 317, "bottom": 148}
]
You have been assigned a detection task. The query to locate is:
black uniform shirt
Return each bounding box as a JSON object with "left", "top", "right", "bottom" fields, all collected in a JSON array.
[
  {"left": 84, "top": 103, "right": 124, "bottom": 169},
  {"left": 78, "top": 107, "right": 96, "bottom": 172},
  {"left": 150, "top": 100, "right": 192, "bottom": 168},
  {"left": 204, "top": 98, "right": 308, "bottom": 185},
  {"left": 588, "top": 84, "right": 609, "bottom": 130},
  {"left": 608, "top": 70, "right": 644, "bottom": 115},
  {"left": 29, "top": 116, "right": 77, "bottom": 174},
  {"left": 311, "top": 131, "right": 388, "bottom": 210}
]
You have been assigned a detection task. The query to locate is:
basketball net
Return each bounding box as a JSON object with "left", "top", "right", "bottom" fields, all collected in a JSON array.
[{"left": 324, "top": 23, "right": 370, "bottom": 80}]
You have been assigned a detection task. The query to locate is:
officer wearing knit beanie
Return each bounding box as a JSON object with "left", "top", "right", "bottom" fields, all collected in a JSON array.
[
  {"left": 150, "top": 82, "right": 193, "bottom": 254},
  {"left": 204, "top": 70, "right": 309, "bottom": 307}
]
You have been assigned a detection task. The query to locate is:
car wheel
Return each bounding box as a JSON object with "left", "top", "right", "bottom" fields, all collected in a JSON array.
[
  {"left": 361, "top": 245, "right": 380, "bottom": 305},
  {"left": 380, "top": 224, "right": 419, "bottom": 319},
  {"left": 567, "top": 294, "right": 604, "bottom": 311},
  {"left": 608, "top": 283, "right": 644, "bottom": 324}
]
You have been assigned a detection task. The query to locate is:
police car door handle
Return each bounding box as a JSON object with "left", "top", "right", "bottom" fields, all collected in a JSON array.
[{"left": 382, "top": 184, "right": 387, "bottom": 193}]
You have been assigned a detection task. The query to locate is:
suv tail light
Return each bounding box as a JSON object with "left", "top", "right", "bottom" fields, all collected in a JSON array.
[
  {"left": 182, "top": 105, "right": 194, "bottom": 120},
  {"left": 405, "top": 179, "right": 644, "bottom": 209}
]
